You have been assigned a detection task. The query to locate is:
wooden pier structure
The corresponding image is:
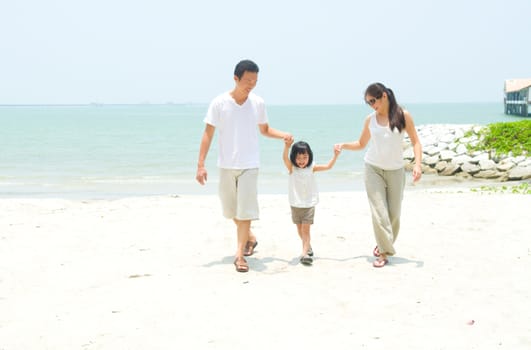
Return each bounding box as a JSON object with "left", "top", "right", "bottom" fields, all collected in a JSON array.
[{"left": 504, "top": 79, "right": 531, "bottom": 116}]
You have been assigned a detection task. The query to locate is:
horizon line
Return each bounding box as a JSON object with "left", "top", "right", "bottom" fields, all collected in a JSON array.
[{"left": 0, "top": 101, "right": 501, "bottom": 107}]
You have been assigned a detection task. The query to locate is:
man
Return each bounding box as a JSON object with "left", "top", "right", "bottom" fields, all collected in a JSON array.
[{"left": 196, "top": 59, "right": 292, "bottom": 273}]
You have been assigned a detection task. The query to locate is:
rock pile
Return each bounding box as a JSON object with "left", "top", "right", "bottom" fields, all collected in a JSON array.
[{"left": 403, "top": 124, "right": 531, "bottom": 181}]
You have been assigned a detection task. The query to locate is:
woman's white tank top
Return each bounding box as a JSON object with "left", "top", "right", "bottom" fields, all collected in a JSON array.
[{"left": 364, "top": 113, "right": 405, "bottom": 170}]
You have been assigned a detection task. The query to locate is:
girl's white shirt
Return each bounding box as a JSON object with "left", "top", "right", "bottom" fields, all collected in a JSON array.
[
  {"left": 364, "top": 113, "right": 405, "bottom": 170},
  {"left": 288, "top": 163, "right": 319, "bottom": 208}
]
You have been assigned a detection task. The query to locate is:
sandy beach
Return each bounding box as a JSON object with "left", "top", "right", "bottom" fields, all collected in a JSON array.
[{"left": 1, "top": 184, "right": 530, "bottom": 349}]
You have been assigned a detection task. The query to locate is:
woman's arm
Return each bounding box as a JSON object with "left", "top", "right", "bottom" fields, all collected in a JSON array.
[
  {"left": 314, "top": 146, "right": 341, "bottom": 172},
  {"left": 335, "top": 116, "right": 371, "bottom": 151},
  {"left": 404, "top": 110, "right": 422, "bottom": 182}
]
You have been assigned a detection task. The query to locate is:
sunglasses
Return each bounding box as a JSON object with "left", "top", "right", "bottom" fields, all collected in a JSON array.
[{"left": 365, "top": 97, "right": 381, "bottom": 106}]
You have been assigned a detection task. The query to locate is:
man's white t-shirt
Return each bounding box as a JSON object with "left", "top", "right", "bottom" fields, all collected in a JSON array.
[{"left": 204, "top": 92, "right": 268, "bottom": 169}]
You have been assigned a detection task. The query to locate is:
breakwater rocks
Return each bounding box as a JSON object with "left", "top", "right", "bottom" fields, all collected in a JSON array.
[{"left": 403, "top": 124, "right": 531, "bottom": 181}]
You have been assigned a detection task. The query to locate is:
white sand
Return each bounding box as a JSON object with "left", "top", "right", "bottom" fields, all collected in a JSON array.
[{"left": 1, "top": 188, "right": 530, "bottom": 349}]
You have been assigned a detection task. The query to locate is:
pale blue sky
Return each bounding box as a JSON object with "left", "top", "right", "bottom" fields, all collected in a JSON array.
[{"left": 1, "top": 0, "right": 530, "bottom": 105}]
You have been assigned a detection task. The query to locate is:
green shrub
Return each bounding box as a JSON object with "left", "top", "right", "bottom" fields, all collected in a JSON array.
[
  {"left": 470, "top": 182, "right": 531, "bottom": 195},
  {"left": 471, "top": 120, "right": 531, "bottom": 156}
]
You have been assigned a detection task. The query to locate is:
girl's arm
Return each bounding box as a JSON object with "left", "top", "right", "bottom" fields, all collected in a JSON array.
[
  {"left": 314, "top": 146, "right": 341, "bottom": 172},
  {"left": 404, "top": 110, "right": 422, "bottom": 182},
  {"left": 283, "top": 139, "right": 293, "bottom": 174},
  {"left": 335, "top": 115, "right": 371, "bottom": 151}
]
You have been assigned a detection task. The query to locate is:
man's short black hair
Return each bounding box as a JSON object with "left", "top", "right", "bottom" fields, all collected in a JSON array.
[{"left": 234, "top": 60, "right": 259, "bottom": 79}]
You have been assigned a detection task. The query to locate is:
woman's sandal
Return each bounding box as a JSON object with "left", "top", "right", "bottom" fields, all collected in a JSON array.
[
  {"left": 243, "top": 241, "right": 258, "bottom": 256},
  {"left": 373, "top": 246, "right": 381, "bottom": 257},
  {"left": 373, "top": 258, "right": 388, "bottom": 268},
  {"left": 233, "top": 257, "right": 249, "bottom": 272}
]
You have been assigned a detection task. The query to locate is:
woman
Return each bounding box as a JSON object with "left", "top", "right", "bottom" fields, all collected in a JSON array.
[{"left": 335, "top": 83, "right": 422, "bottom": 267}]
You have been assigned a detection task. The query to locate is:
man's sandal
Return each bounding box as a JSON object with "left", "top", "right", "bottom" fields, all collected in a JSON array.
[
  {"left": 243, "top": 241, "right": 258, "bottom": 256},
  {"left": 233, "top": 257, "right": 249, "bottom": 272}
]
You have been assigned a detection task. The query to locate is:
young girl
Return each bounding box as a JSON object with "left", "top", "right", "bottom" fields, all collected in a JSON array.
[
  {"left": 335, "top": 82, "right": 422, "bottom": 268},
  {"left": 283, "top": 140, "right": 341, "bottom": 265}
]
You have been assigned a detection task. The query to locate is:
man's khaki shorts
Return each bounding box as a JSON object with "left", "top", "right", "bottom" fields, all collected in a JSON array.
[{"left": 219, "top": 168, "right": 259, "bottom": 220}]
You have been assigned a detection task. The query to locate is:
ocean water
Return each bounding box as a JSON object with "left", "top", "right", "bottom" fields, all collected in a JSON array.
[{"left": 0, "top": 103, "right": 524, "bottom": 198}]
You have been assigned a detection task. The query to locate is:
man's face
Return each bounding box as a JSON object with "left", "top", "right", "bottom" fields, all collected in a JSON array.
[{"left": 234, "top": 71, "right": 258, "bottom": 94}]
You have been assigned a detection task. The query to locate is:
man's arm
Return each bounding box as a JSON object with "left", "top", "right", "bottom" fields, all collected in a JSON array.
[
  {"left": 259, "top": 123, "right": 292, "bottom": 142},
  {"left": 196, "top": 124, "right": 215, "bottom": 185}
]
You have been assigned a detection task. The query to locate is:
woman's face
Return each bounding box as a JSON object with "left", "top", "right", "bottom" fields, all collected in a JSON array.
[
  {"left": 365, "top": 93, "right": 383, "bottom": 111},
  {"left": 295, "top": 152, "right": 310, "bottom": 168},
  {"left": 366, "top": 91, "right": 390, "bottom": 114}
]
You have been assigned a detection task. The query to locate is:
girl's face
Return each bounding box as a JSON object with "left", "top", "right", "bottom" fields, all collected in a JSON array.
[{"left": 295, "top": 152, "right": 310, "bottom": 168}]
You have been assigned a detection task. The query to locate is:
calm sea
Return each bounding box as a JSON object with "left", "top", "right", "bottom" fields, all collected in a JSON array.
[{"left": 0, "top": 103, "right": 524, "bottom": 198}]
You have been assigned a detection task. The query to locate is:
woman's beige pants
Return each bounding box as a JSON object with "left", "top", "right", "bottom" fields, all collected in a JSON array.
[{"left": 364, "top": 163, "right": 405, "bottom": 256}]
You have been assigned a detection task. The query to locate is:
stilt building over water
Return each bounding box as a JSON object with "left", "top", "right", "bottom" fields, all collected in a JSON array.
[{"left": 504, "top": 78, "right": 531, "bottom": 116}]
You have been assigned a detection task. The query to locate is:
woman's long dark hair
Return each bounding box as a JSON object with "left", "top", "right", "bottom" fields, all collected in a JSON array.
[{"left": 365, "top": 82, "right": 406, "bottom": 132}]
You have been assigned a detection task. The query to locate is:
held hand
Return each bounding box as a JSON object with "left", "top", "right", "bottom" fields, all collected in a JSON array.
[
  {"left": 333, "top": 144, "right": 342, "bottom": 156},
  {"left": 412, "top": 164, "right": 422, "bottom": 182},
  {"left": 196, "top": 167, "right": 208, "bottom": 185},
  {"left": 284, "top": 134, "right": 294, "bottom": 146},
  {"left": 283, "top": 133, "right": 294, "bottom": 144}
]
